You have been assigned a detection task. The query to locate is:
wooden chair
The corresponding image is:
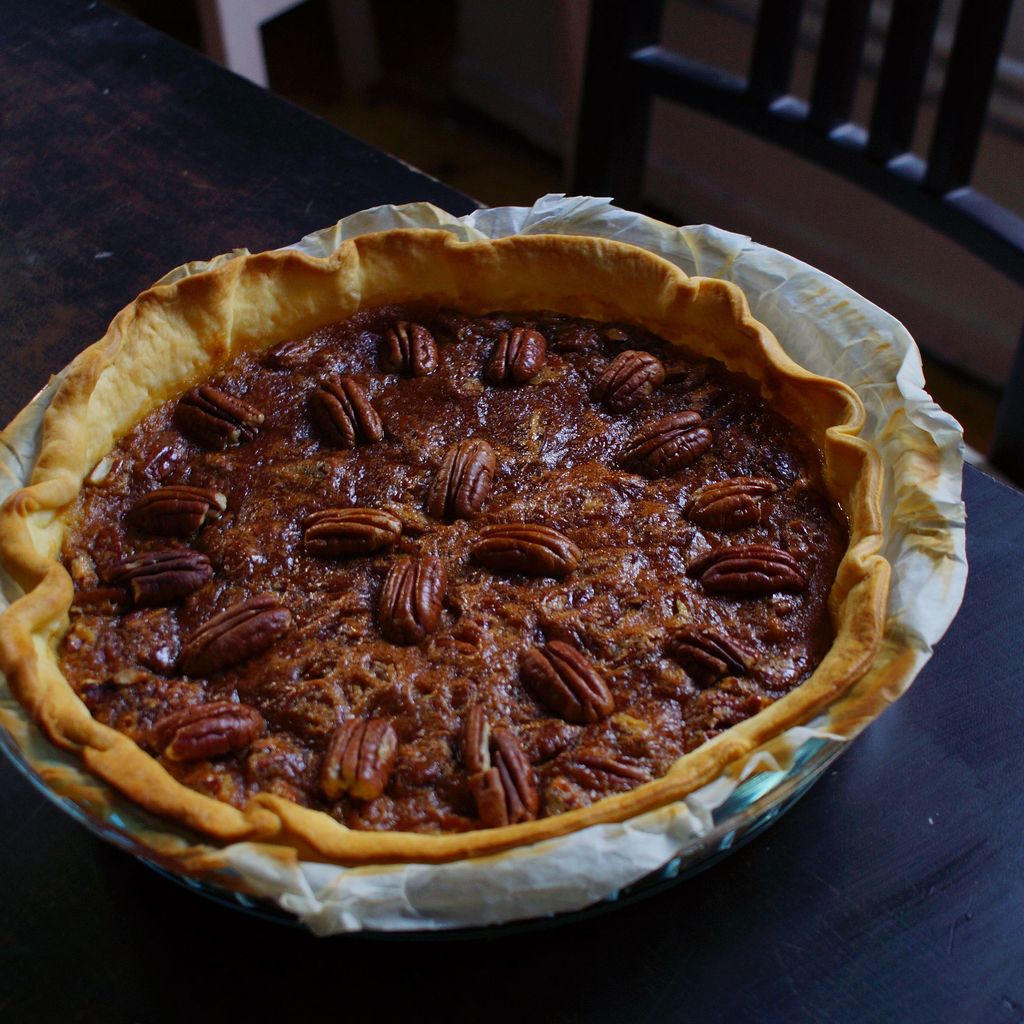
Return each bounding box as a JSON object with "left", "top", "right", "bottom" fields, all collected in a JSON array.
[{"left": 573, "top": 0, "right": 1024, "bottom": 484}]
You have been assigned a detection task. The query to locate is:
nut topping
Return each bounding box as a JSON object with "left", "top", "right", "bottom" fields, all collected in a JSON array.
[
  {"left": 302, "top": 507, "right": 402, "bottom": 557},
  {"left": 593, "top": 349, "right": 665, "bottom": 412},
  {"left": 381, "top": 321, "right": 438, "bottom": 376},
  {"left": 486, "top": 328, "right": 547, "bottom": 384},
  {"left": 624, "top": 411, "right": 713, "bottom": 477},
  {"left": 553, "top": 323, "right": 601, "bottom": 352},
  {"left": 85, "top": 454, "right": 119, "bottom": 487},
  {"left": 127, "top": 485, "right": 227, "bottom": 537},
  {"left": 379, "top": 555, "right": 446, "bottom": 645},
  {"left": 685, "top": 683, "right": 767, "bottom": 750},
  {"left": 264, "top": 336, "right": 314, "bottom": 369},
  {"left": 110, "top": 668, "right": 152, "bottom": 688},
  {"left": 427, "top": 438, "right": 496, "bottom": 520},
  {"left": 179, "top": 595, "right": 292, "bottom": 676},
  {"left": 687, "top": 544, "right": 806, "bottom": 595},
  {"left": 666, "top": 625, "right": 757, "bottom": 687},
  {"left": 106, "top": 548, "right": 213, "bottom": 607},
  {"left": 309, "top": 376, "right": 384, "bottom": 448},
  {"left": 685, "top": 477, "right": 779, "bottom": 530},
  {"left": 174, "top": 385, "right": 264, "bottom": 449},
  {"left": 463, "top": 708, "right": 538, "bottom": 828},
  {"left": 71, "top": 586, "right": 129, "bottom": 615},
  {"left": 321, "top": 718, "right": 398, "bottom": 800},
  {"left": 521, "top": 641, "right": 615, "bottom": 724},
  {"left": 153, "top": 701, "right": 264, "bottom": 762},
  {"left": 461, "top": 704, "right": 491, "bottom": 775},
  {"left": 575, "top": 752, "right": 649, "bottom": 782},
  {"left": 471, "top": 523, "right": 580, "bottom": 577}
]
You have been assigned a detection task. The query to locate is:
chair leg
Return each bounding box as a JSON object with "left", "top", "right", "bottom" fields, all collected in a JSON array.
[
  {"left": 197, "top": 0, "right": 305, "bottom": 89},
  {"left": 572, "top": 0, "right": 663, "bottom": 210},
  {"left": 989, "top": 321, "right": 1024, "bottom": 487}
]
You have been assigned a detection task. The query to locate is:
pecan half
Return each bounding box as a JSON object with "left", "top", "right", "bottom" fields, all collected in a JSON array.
[
  {"left": 427, "top": 438, "right": 496, "bottom": 520},
  {"left": 666, "top": 625, "right": 757, "bottom": 687},
  {"left": 127, "top": 485, "right": 227, "bottom": 537},
  {"left": 179, "top": 595, "right": 292, "bottom": 675},
  {"left": 687, "top": 544, "right": 806, "bottom": 595},
  {"left": 379, "top": 555, "right": 446, "bottom": 645},
  {"left": 302, "top": 507, "right": 402, "bottom": 557},
  {"left": 462, "top": 704, "right": 491, "bottom": 775},
  {"left": 471, "top": 523, "right": 580, "bottom": 577},
  {"left": 684, "top": 476, "right": 779, "bottom": 530},
  {"left": 264, "top": 336, "right": 315, "bottom": 369},
  {"left": 575, "top": 752, "right": 650, "bottom": 782},
  {"left": 174, "top": 385, "right": 264, "bottom": 449},
  {"left": 106, "top": 548, "right": 213, "bottom": 607},
  {"left": 154, "top": 701, "right": 264, "bottom": 762},
  {"left": 309, "top": 376, "right": 384, "bottom": 448},
  {"left": 71, "top": 586, "right": 129, "bottom": 615},
  {"left": 321, "top": 718, "right": 398, "bottom": 800},
  {"left": 381, "top": 321, "right": 438, "bottom": 376},
  {"left": 592, "top": 349, "right": 665, "bottom": 412},
  {"left": 486, "top": 328, "right": 547, "bottom": 385},
  {"left": 521, "top": 641, "right": 615, "bottom": 724},
  {"left": 463, "top": 709, "right": 538, "bottom": 828},
  {"left": 624, "top": 411, "right": 713, "bottom": 477}
]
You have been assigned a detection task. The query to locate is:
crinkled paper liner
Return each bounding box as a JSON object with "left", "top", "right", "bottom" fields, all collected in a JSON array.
[{"left": 0, "top": 195, "right": 966, "bottom": 934}]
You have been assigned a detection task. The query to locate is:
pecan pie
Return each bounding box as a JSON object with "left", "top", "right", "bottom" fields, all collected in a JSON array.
[{"left": 0, "top": 230, "right": 888, "bottom": 864}]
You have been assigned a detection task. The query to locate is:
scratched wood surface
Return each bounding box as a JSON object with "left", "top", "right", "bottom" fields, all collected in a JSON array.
[
  {"left": 0, "top": 0, "right": 476, "bottom": 427},
  {"left": 1, "top": 4, "right": 1022, "bottom": 1022}
]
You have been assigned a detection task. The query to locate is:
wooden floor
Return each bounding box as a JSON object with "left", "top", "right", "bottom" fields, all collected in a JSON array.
[{"left": 115, "top": 0, "right": 1002, "bottom": 454}]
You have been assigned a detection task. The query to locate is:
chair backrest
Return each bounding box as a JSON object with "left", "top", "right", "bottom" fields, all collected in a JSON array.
[{"left": 573, "top": 0, "right": 1024, "bottom": 484}]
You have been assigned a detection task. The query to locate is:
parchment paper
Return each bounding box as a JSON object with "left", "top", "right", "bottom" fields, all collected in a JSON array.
[{"left": 0, "top": 195, "right": 967, "bottom": 933}]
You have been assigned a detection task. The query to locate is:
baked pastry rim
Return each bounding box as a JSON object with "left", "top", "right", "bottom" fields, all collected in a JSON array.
[{"left": 0, "top": 229, "right": 889, "bottom": 865}]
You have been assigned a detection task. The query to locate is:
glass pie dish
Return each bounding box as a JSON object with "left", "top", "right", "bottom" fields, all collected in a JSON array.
[{"left": 0, "top": 196, "right": 966, "bottom": 934}]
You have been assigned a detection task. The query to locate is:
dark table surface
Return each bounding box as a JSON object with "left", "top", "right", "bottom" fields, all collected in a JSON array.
[{"left": 2, "top": 4, "right": 1022, "bottom": 1023}]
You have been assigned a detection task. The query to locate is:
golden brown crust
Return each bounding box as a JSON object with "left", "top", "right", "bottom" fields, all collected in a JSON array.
[{"left": 0, "top": 230, "right": 889, "bottom": 864}]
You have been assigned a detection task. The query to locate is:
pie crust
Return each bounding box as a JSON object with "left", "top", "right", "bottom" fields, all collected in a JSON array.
[{"left": 0, "top": 230, "right": 889, "bottom": 865}]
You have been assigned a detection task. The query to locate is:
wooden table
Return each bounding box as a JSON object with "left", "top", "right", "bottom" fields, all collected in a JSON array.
[{"left": 2, "top": 4, "right": 1022, "bottom": 1022}]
